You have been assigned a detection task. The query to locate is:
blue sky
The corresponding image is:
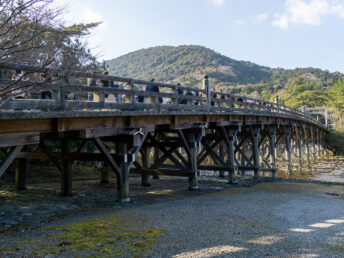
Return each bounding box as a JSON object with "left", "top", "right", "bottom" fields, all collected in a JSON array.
[{"left": 58, "top": 0, "right": 344, "bottom": 72}]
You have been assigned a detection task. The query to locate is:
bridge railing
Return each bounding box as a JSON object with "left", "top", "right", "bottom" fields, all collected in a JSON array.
[{"left": 0, "top": 62, "right": 324, "bottom": 128}]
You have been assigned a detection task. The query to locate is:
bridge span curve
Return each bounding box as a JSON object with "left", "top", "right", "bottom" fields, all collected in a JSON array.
[{"left": 0, "top": 62, "right": 328, "bottom": 202}]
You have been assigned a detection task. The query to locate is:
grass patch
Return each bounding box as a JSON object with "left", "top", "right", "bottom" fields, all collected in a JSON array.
[{"left": 3, "top": 214, "right": 165, "bottom": 257}]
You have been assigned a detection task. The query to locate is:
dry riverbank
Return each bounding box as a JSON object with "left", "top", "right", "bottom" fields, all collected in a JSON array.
[
  {"left": 1, "top": 180, "right": 344, "bottom": 257},
  {"left": 2, "top": 156, "right": 344, "bottom": 257}
]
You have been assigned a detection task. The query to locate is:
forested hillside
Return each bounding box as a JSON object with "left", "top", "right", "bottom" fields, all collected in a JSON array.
[
  {"left": 106, "top": 45, "right": 344, "bottom": 129},
  {"left": 106, "top": 45, "right": 342, "bottom": 98}
]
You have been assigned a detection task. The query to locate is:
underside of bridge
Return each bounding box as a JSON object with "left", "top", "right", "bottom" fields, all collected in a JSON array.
[{"left": 0, "top": 114, "right": 327, "bottom": 202}]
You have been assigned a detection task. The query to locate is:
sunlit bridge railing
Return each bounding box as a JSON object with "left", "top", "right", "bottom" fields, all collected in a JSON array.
[{"left": 0, "top": 62, "right": 326, "bottom": 129}]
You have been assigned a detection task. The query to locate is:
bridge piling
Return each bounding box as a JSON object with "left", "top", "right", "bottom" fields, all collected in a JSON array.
[
  {"left": 304, "top": 127, "right": 311, "bottom": 167},
  {"left": 141, "top": 147, "right": 151, "bottom": 187},
  {"left": 61, "top": 138, "right": 73, "bottom": 196},
  {"left": 226, "top": 127, "right": 238, "bottom": 183},
  {"left": 311, "top": 128, "right": 317, "bottom": 161},
  {"left": 15, "top": 158, "right": 27, "bottom": 190},
  {"left": 317, "top": 128, "right": 321, "bottom": 158},
  {"left": 187, "top": 131, "right": 200, "bottom": 190},
  {"left": 252, "top": 126, "right": 261, "bottom": 179},
  {"left": 268, "top": 126, "right": 277, "bottom": 178},
  {"left": 284, "top": 126, "right": 293, "bottom": 174},
  {"left": 218, "top": 140, "right": 225, "bottom": 178},
  {"left": 296, "top": 127, "right": 303, "bottom": 169}
]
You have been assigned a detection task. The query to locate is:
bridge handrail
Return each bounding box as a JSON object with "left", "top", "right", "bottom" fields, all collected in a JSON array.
[{"left": 0, "top": 62, "right": 325, "bottom": 129}]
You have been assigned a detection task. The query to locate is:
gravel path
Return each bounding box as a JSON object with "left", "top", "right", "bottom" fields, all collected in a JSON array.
[{"left": 1, "top": 180, "right": 344, "bottom": 257}]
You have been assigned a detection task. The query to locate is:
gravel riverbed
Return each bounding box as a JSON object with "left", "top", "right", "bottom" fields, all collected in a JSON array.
[{"left": 1, "top": 177, "right": 344, "bottom": 257}]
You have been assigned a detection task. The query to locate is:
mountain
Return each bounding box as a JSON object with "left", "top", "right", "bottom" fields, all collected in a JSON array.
[{"left": 106, "top": 45, "right": 343, "bottom": 100}]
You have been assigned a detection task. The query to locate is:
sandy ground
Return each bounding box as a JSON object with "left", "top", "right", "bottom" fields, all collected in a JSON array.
[{"left": 1, "top": 179, "right": 344, "bottom": 257}]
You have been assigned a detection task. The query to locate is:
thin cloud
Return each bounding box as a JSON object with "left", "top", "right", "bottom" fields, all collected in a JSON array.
[
  {"left": 254, "top": 13, "right": 268, "bottom": 23},
  {"left": 236, "top": 19, "right": 245, "bottom": 25},
  {"left": 272, "top": 0, "right": 344, "bottom": 29},
  {"left": 211, "top": 0, "right": 226, "bottom": 6},
  {"left": 236, "top": 13, "right": 268, "bottom": 25}
]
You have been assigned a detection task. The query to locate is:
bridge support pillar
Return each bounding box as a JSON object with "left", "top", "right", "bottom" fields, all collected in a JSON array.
[
  {"left": 226, "top": 127, "right": 238, "bottom": 183},
  {"left": 252, "top": 126, "right": 261, "bottom": 179},
  {"left": 61, "top": 138, "right": 73, "bottom": 196},
  {"left": 15, "top": 158, "right": 27, "bottom": 190},
  {"left": 187, "top": 130, "right": 202, "bottom": 190},
  {"left": 320, "top": 131, "right": 325, "bottom": 157},
  {"left": 285, "top": 126, "right": 292, "bottom": 175},
  {"left": 152, "top": 142, "right": 160, "bottom": 180},
  {"left": 240, "top": 140, "right": 246, "bottom": 176},
  {"left": 268, "top": 126, "right": 277, "bottom": 178},
  {"left": 94, "top": 133, "right": 147, "bottom": 203},
  {"left": 141, "top": 147, "right": 151, "bottom": 187},
  {"left": 317, "top": 128, "right": 321, "bottom": 158},
  {"left": 118, "top": 155, "right": 130, "bottom": 202},
  {"left": 311, "top": 128, "right": 317, "bottom": 161},
  {"left": 219, "top": 140, "right": 225, "bottom": 177},
  {"left": 304, "top": 127, "right": 311, "bottom": 167},
  {"left": 296, "top": 126, "right": 303, "bottom": 169}
]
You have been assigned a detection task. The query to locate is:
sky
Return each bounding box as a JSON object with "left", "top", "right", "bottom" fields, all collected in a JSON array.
[{"left": 57, "top": 0, "right": 344, "bottom": 72}]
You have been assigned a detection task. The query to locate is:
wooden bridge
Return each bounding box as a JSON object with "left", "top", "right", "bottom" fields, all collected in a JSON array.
[{"left": 0, "top": 62, "right": 328, "bottom": 202}]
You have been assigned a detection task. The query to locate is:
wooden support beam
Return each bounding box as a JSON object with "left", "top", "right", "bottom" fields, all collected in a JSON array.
[
  {"left": 152, "top": 133, "right": 160, "bottom": 179},
  {"left": 39, "top": 142, "right": 63, "bottom": 172},
  {"left": 268, "top": 126, "right": 277, "bottom": 178},
  {"left": 188, "top": 132, "right": 199, "bottom": 190},
  {"left": 251, "top": 126, "right": 261, "bottom": 179},
  {"left": 296, "top": 126, "right": 303, "bottom": 169},
  {"left": 311, "top": 127, "right": 317, "bottom": 161},
  {"left": 197, "top": 139, "right": 219, "bottom": 164},
  {"left": 15, "top": 158, "right": 27, "bottom": 190},
  {"left": 0, "top": 145, "right": 24, "bottom": 178},
  {"left": 61, "top": 138, "right": 72, "bottom": 196},
  {"left": 177, "top": 129, "right": 191, "bottom": 156},
  {"left": 118, "top": 142, "right": 130, "bottom": 202},
  {"left": 221, "top": 126, "right": 238, "bottom": 183},
  {"left": 71, "top": 140, "right": 89, "bottom": 172},
  {"left": 317, "top": 128, "right": 321, "bottom": 158},
  {"left": 132, "top": 168, "right": 191, "bottom": 177},
  {"left": 93, "top": 137, "right": 120, "bottom": 176},
  {"left": 141, "top": 146, "right": 151, "bottom": 187},
  {"left": 218, "top": 140, "right": 225, "bottom": 177},
  {"left": 0, "top": 132, "right": 39, "bottom": 148},
  {"left": 284, "top": 126, "right": 293, "bottom": 174},
  {"left": 303, "top": 127, "right": 311, "bottom": 167}
]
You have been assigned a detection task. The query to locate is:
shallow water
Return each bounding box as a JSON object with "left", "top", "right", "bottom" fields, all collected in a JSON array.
[{"left": 276, "top": 156, "right": 344, "bottom": 183}]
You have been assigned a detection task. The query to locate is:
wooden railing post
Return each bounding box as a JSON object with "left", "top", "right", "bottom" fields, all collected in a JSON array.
[
  {"left": 203, "top": 75, "right": 210, "bottom": 110},
  {"left": 275, "top": 95, "right": 279, "bottom": 113},
  {"left": 130, "top": 80, "right": 135, "bottom": 104},
  {"left": 57, "top": 84, "right": 65, "bottom": 110},
  {"left": 99, "top": 91, "right": 105, "bottom": 109}
]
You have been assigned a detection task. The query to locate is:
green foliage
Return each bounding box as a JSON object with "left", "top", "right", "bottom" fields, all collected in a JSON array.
[
  {"left": 326, "top": 79, "right": 344, "bottom": 110},
  {"left": 106, "top": 45, "right": 343, "bottom": 104},
  {"left": 106, "top": 45, "right": 272, "bottom": 86}
]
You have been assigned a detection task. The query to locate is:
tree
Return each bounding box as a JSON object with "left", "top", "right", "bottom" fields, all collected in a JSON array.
[
  {"left": 326, "top": 79, "right": 344, "bottom": 110},
  {"left": 0, "top": 0, "right": 100, "bottom": 98}
]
